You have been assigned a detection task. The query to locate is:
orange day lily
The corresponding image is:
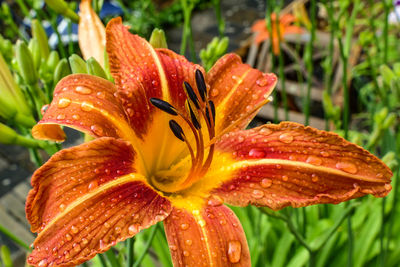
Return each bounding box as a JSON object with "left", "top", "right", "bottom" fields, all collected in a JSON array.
[
  {"left": 25, "top": 17, "right": 392, "bottom": 266},
  {"left": 251, "top": 13, "right": 305, "bottom": 55}
]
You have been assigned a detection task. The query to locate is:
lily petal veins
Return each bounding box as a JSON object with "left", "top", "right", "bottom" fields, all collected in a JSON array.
[{"left": 26, "top": 17, "right": 392, "bottom": 267}]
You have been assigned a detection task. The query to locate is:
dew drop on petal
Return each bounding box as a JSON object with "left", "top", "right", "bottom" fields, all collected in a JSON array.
[
  {"left": 128, "top": 224, "right": 138, "bottom": 235},
  {"left": 115, "top": 226, "right": 122, "bottom": 233},
  {"left": 311, "top": 174, "right": 319, "bottom": 182},
  {"left": 88, "top": 181, "right": 97, "bottom": 190},
  {"left": 336, "top": 161, "right": 358, "bottom": 174},
  {"left": 320, "top": 151, "right": 330, "bottom": 157},
  {"left": 278, "top": 133, "right": 294, "bottom": 144},
  {"left": 75, "top": 86, "right": 92, "bottom": 95},
  {"left": 260, "top": 178, "right": 272, "bottom": 188},
  {"left": 58, "top": 98, "right": 71, "bottom": 108},
  {"left": 207, "top": 195, "right": 224, "bottom": 207},
  {"left": 90, "top": 124, "right": 104, "bottom": 136},
  {"left": 96, "top": 91, "right": 106, "bottom": 99},
  {"left": 237, "top": 136, "right": 245, "bottom": 142},
  {"left": 82, "top": 238, "right": 88, "bottom": 245},
  {"left": 248, "top": 148, "right": 265, "bottom": 158},
  {"left": 252, "top": 189, "right": 264, "bottom": 199},
  {"left": 59, "top": 204, "right": 66, "bottom": 211},
  {"left": 73, "top": 243, "right": 81, "bottom": 252},
  {"left": 72, "top": 114, "right": 80, "bottom": 120},
  {"left": 71, "top": 225, "right": 78, "bottom": 234},
  {"left": 256, "top": 77, "right": 268, "bottom": 86},
  {"left": 41, "top": 104, "right": 49, "bottom": 115},
  {"left": 185, "top": 239, "right": 193, "bottom": 246},
  {"left": 81, "top": 101, "right": 93, "bottom": 111},
  {"left": 385, "top": 184, "right": 391, "bottom": 191},
  {"left": 169, "top": 245, "right": 177, "bottom": 251},
  {"left": 183, "top": 250, "right": 190, "bottom": 257},
  {"left": 56, "top": 114, "right": 65, "bottom": 120},
  {"left": 227, "top": 240, "right": 242, "bottom": 263},
  {"left": 38, "top": 259, "right": 47, "bottom": 267},
  {"left": 306, "top": 156, "right": 322, "bottom": 166},
  {"left": 65, "top": 234, "right": 72, "bottom": 241},
  {"left": 282, "top": 175, "right": 289, "bottom": 182},
  {"left": 180, "top": 223, "right": 189, "bottom": 230},
  {"left": 260, "top": 127, "right": 272, "bottom": 135},
  {"left": 211, "top": 89, "right": 219, "bottom": 97},
  {"left": 99, "top": 239, "right": 105, "bottom": 249},
  {"left": 104, "top": 222, "right": 110, "bottom": 228}
]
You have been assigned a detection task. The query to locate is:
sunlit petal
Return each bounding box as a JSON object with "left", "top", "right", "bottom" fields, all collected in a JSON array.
[{"left": 164, "top": 205, "right": 250, "bottom": 266}]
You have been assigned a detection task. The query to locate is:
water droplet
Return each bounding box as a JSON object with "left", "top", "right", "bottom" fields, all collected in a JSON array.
[
  {"left": 58, "top": 98, "right": 71, "bottom": 108},
  {"left": 320, "top": 151, "right": 330, "bottom": 157},
  {"left": 88, "top": 181, "right": 97, "bottom": 190},
  {"left": 115, "top": 226, "right": 122, "bottom": 233},
  {"left": 90, "top": 124, "right": 104, "bottom": 136},
  {"left": 38, "top": 259, "right": 48, "bottom": 267},
  {"left": 207, "top": 195, "right": 224, "bottom": 207},
  {"left": 72, "top": 114, "right": 80, "bottom": 120},
  {"left": 306, "top": 156, "right": 322, "bottom": 166},
  {"left": 96, "top": 91, "right": 106, "bottom": 99},
  {"left": 311, "top": 174, "right": 319, "bottom": 182},
  {"left": 104, "top": 222, "right": 110, "bottom": 228},
  {"left": 385, "top": 184, "right": 391, "bottom": 190},
  {"left": 256, "top": 77, "right": 268, "bottom": 86},
  {"left": 238, "top": 136, "right": 245, "bottom": 142},
  {"left": 336, "top": 161, "right": 358, "bottom": 174},
  {"left": 219, "top": 219, "right": 227, "bottom": 225},
  {"left": 65, "top": 234, "right": 72, "bottom": 241},
  {"left": 248, "top": 148, "right": 265, "bottom": 158},
  {"left": 41, "top": 104, "right": 49, "bottom": 115},
  {"left": 128, "top": 224, "right": 138, "bottom": 235},
  {"left": 82, "top": 238, "right": 88, "bottom": 245},
  {"left": 259, "top": 127, "right": 272, "bottom": 135},
  {"left": 59, "top": 204, "right": 66, "bottom": 211},
  {"left": 89, "top": 215, "right": 95, "bottom": 221},
  {"left": 282, "top": 175, "right": 289, "bottom": 182},
  {"left": 252, "top": 189, "right": 264, "bottom": 199},
  {"left": 279, "top": 133, "right": 294, "bottom": 144},
  {"left": 73, "top": 243, "right": 81, "bottom": 252},
  {"left": 81, "top": 101, "right": 93, "bottom": 111},
  {"left": 71, "top": 225, "right": 78, "bottom": 234},
  {"left": 260, "top": 178, "right": 272, "bottom": 188},
  {"left": 180, "top": 223, "right": 189, "bottom": 230},
  {"left": 169, "top": 245, "right": 177, "bottom": 251},
  {"left": 75, "top": 86, "right": 92, "bottom": 94},
  {"left": 99, "top": 239, "right": 105, "bottom": 249},
  {"left": 198, "top": 219, "right": 206, "bottom": 227},
  {"left": 211, "top": 89, "right": 219, "bottom": 96},
  {"left": 227, "top": 240, "right": 242, "bottom": 263},
  {"left": 56, "top": 114, "right": 65, "bottom": 120},
  {"left": 183, "top": 250, "right": 190, "bottom": 257},
  {"left": 376, "top": 173, "right": 384, "bottom": 178}
]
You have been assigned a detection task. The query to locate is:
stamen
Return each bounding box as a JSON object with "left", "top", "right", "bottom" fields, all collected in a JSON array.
[
  {"left": 188, "top": 103, "right": 201, "bottom": 130},
  {"left": 183, "top": 82, "right": 200, "bottom": 109},
  {"left": 169, "top": 120, "right": 185, "bottom": 141},
  {"left": 195, "top": 69, "right": 207, "bottom": 101},
  {"left": 150, "top": 98, "right": 177, "bottom": 115}
]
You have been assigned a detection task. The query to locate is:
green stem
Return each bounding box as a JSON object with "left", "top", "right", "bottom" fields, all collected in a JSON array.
[
  {"left": 382, "top": 0, "right": 389, "bottom": 64},
  {"left": 0, "top": 224, "right": 30, "bottom": 251},
  {"left": 104, "top": 249, "right": 119, "bottom": 267},
  {"left": 212, "top": 0, "right": 224, "bottom": 38},
  {"left": 380, "top": 197, "right": 386, "bottom": 266},
  {"left": 98, "top": 253, "right": 109, "bottom": 267},
  {"left": 132, "top": 224, "right": 158, "bottom": 267},
  {"left": 127, "top": 238, "right": 135, "bottom": 267},
  {"left": 386, "top": 167, "right": 399, "bottom": 261},
  {"left": 28, "top": 147, "right": 43, "bottom": 167}
]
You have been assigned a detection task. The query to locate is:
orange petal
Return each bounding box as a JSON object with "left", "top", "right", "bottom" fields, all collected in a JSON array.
[
  {"left": 164, "top": 205, "right": 250, "bottom": 266},
  {"left": 78, "top": 0, "right": 106, "bottom": 66},
  {"left": 251, "top": 19, "right": 267, "bottom": 32},
  {"left": 210, "top": 122, "right": 392, "bottom": 210},
  {"left": 207, "top": 54, "right": 277, "bottom": 134},
  {"left": 26, "top": 137, "right": 138, "bottom": 232},
  {"left": 106, "top": 18, "right": 202, "bottom": 139},
  {"left": 32, "top": 74, "right": 135, "bottom": 143},
  {"left": 26, "top": 140, "right": 171, "bottom": 266}
]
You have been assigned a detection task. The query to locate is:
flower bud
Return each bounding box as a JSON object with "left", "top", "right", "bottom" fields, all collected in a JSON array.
[
  {"left": 31, "top": 19, "right": 50, "bottom": 60},
  {"left": 0, "top": 245, "right": 12, "bottom": 267},
  {"left": 0, "top": 123, "right": 41, "bottom": 147},
  {"left": 28, "top": 38, "right": 42, "bottom": 70},
  {"left": 215, "top": 37, "right": 229, "bottom": 55},
  {"left": 46, "top": 51, "right": 60, "bottom": 72},
  {"left": 69, "top": 54, "right": 87, "bottom": 74},
  {"left": 44, "top": 0, "right": 79, "bottom": 23},
  {"left": 86, "top": 57, "right": 107, "bottom": 79},
  {"left": 16, "top": 40, "right": 38, "bottom": 85},
  {"left": 54, "top": 58, "right": 71, "bottom": 84},
  {"left": 149, "top": 28, "right": 168, "bottom": 49}
]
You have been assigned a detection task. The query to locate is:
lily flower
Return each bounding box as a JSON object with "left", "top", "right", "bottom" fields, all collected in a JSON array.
[
  {"left": 26, "top": 17, "right": 392, "bottom": 266},
  {"left": 251, "top": 13, "right": 305, "bottom": 55}
]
